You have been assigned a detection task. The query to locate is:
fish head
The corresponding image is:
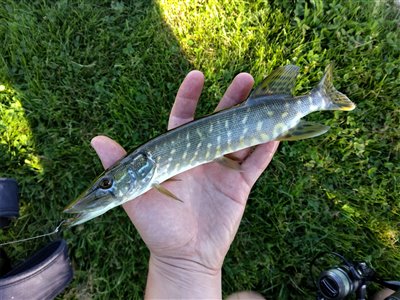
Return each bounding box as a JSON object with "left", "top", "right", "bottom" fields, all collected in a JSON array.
[{"left": 64, "top": 152, "right": 156, "bottom": 226}]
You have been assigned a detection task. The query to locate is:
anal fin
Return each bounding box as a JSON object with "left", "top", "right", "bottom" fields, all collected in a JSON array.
[
  {"left": 277, "top": 121, "right": 330, "bottom": 141},
  {"left": 152, "top": 183, "right": 183, "bottom": 202}
]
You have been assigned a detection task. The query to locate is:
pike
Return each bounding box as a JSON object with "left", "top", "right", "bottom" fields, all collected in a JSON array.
[{"left": 64, "top": 64, "right": 355, "bottom": 226}]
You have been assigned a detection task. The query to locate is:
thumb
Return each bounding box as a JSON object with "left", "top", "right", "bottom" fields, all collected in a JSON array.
[{"left": 90, "top": 135, "right": 127, "bottom": 169}]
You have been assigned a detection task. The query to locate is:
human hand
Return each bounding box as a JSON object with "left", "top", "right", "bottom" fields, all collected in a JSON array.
[{"left": 91, "top": 71, "right": 279, "bottom": 298}]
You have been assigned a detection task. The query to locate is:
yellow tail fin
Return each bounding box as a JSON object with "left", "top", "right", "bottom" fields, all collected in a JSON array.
[{"left": 314, "top": 64, "right": 356, "bottom": 111}]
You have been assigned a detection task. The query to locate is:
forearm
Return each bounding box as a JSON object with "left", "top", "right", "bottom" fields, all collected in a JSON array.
[{"left": 145, "top": 255, "right": 222, "bottom": 299}]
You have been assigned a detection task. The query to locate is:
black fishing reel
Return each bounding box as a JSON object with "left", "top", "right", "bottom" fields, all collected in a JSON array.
[{"left": 311, "top": 252, "right": 400, "bottom": 300}]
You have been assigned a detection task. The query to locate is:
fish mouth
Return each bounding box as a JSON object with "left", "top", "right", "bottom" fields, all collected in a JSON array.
[
  {"left": 63, "top": 200, "right": 80, "bottom": 213},
  {"left": 63, "top": 192, "right": 116, "bottom": 226},
  {"left": 63, "top": 214, "right": 84, "bottom": 227},
  {"left": 64, "top": 190, "right": 90, "bottom": 213},
  {"left": 63, "top": 197, "right": 87, "bottom": 213},
  {"left": 63, "top": 189, "right": 101, "bottom": 213},
  {"left": 63, "top": 203, "right": 112, "bottom": 227},
  {"left": 63, "top": 212, "right": 92, "bottom": 227},
  {"left": 63, "top": 198, "right": 102, "bottom": 214}
]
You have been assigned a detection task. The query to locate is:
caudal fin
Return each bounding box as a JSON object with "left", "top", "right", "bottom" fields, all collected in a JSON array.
[{"left": 313, "top": 64, "right": 356, "bottom": 111}]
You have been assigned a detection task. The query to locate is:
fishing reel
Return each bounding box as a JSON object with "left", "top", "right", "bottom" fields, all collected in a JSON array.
[{"left": 311, "top": 252, "right": 400, "bottom": 300}]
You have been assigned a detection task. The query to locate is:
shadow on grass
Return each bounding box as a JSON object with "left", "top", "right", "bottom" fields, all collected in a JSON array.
[{"left": 0, "top": 1, "right": 192, "bottom": 298}]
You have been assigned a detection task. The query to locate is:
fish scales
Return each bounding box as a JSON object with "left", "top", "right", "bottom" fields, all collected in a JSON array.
[
  {"left": 64, "top": 64, "right": 356, "bottom": 226},
  {"left": 139, "top": 96, "right": 306, "bottom": 183}
]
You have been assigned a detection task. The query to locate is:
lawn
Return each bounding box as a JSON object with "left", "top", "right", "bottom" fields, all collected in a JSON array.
[{"left": 0, "top": 0, "right": 399, "bottom": 299}]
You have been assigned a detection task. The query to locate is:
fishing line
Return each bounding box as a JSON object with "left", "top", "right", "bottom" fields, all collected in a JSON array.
[{"left": 0, "top": 220, "right": 67, "bottom": 247}]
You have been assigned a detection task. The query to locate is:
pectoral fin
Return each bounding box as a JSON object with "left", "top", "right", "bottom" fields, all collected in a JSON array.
[
  {"left": 215, "top": 156, "right": 243, "bottom": 171},
  {"left": 152, "top": 183, "right": 183, "bottom": 202},
  {"left": 277, "top": 121, "right": 330, "bottom": 141}
]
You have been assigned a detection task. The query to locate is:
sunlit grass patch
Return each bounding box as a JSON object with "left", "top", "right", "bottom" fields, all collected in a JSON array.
[{"left": 0, "top": 84, "right": 43, "bottom": 175}]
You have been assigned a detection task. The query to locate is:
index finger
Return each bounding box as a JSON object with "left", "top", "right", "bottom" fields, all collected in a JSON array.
[
  {"left": 168, "top": 70, "right": 204, "bottom": 130},
  {"left": 215, "top": 73, "right": 254, "bottom": 112}
]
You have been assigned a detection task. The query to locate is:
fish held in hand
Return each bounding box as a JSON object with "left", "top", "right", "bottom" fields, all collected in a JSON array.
[{"left": 64, "top": 64, "right": 355, "bottom": 226}]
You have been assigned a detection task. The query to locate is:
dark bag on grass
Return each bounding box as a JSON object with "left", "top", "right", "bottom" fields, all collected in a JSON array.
[
  {"left": 0, "top": 239, "right": 73, "bottom": 300},
  {"left": 0, "top": 178, "right": 19, "bottom": 228},
  {"left": 0, "top": 178, "right": 73, "bottom": 299}
]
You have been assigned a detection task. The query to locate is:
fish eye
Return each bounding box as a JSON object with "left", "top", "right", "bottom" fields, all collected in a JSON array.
[{"left": 98, "top": 177, "right": 113, "bottom": 189}]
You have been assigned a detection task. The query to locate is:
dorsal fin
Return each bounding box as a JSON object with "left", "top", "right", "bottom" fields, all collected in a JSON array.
[{"left": 248, "top": 65, "right": 300, "bottom": 100}]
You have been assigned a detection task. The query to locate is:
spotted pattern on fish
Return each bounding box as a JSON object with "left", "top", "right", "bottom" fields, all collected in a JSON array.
[{"left": 118, "top": 94, "right": 323, "bottom": 183}]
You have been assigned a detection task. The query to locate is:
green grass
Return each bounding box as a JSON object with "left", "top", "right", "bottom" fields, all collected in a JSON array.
[{"left": 0, "top": 0, "right": 399, "bottom": 299}]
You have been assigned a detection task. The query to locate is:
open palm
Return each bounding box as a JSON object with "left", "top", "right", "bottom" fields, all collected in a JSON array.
[{"left": 91, "top": 71, "right": 279, "bottom": 273}]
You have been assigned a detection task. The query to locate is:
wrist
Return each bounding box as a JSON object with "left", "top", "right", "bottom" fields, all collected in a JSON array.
[{"left": 145, "top": 254, "right": 222, "bottom": 299}]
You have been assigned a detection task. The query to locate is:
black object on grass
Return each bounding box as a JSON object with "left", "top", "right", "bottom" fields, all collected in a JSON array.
[{"left": 0, "top": 178, "right": 19, "bottom": 229}]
